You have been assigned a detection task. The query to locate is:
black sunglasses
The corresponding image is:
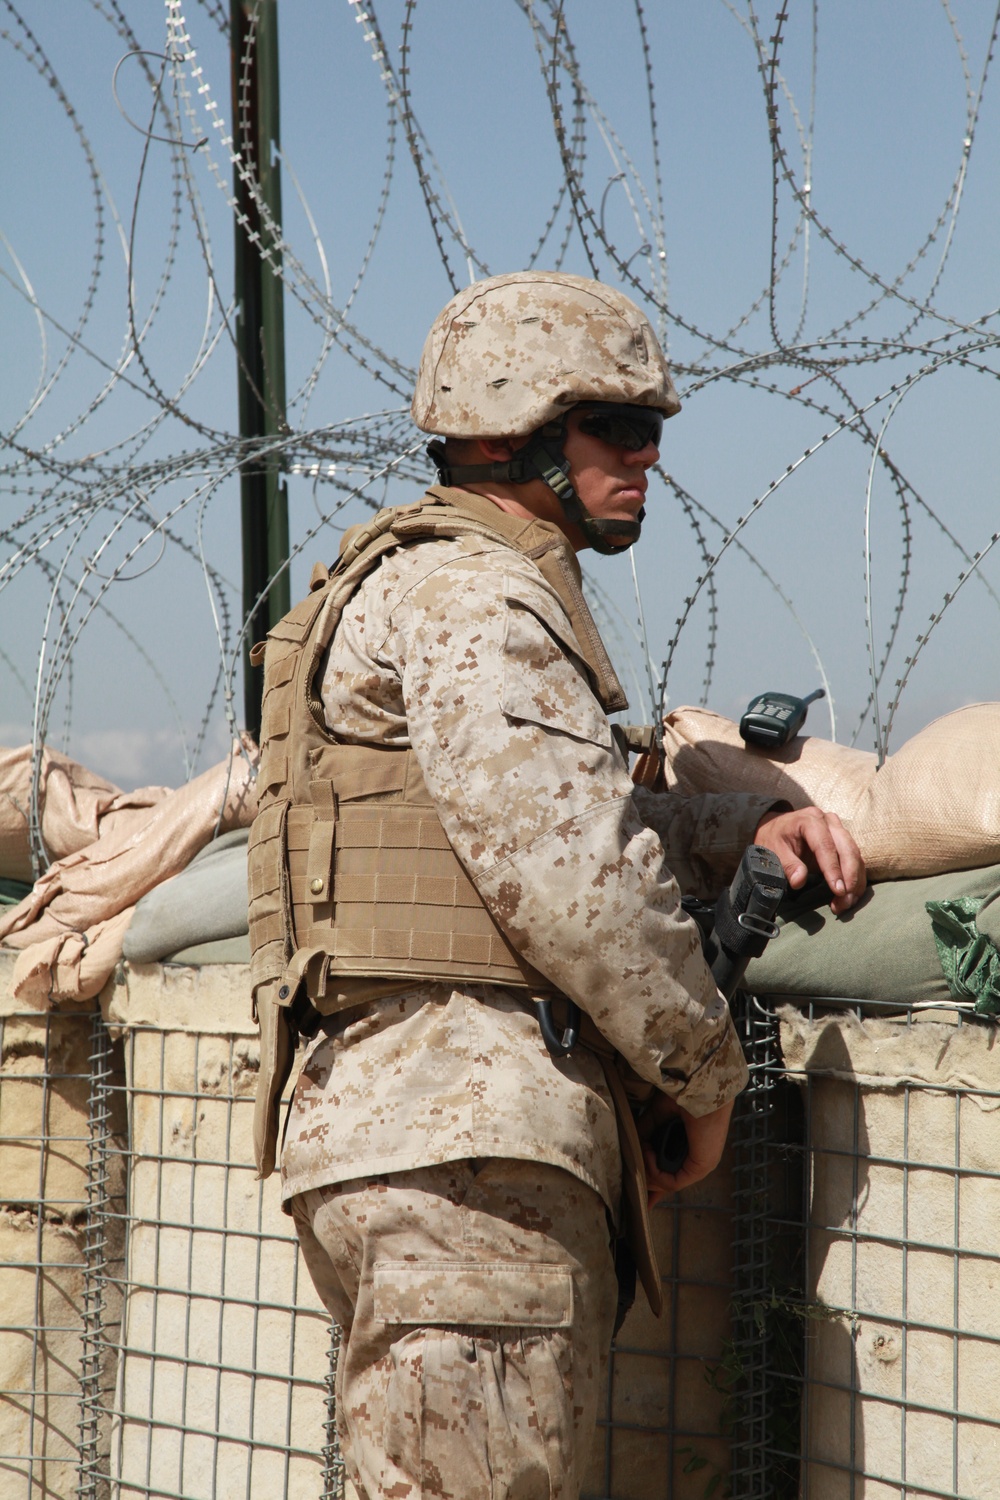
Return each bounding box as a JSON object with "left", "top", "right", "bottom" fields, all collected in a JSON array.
[{"left": 576, "top": 403, "right": 664, "bottom": 452}]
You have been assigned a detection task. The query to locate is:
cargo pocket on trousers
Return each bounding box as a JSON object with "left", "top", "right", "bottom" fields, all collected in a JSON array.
[
  {"left": 375, "top": 1267, "right": 575, "bottom": 1500},
  {"left": 373, "top": 1260, "right": 573, "bottom": 1328}
]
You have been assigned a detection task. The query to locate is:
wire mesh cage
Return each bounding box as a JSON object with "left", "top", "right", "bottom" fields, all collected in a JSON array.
[
  {"left": 588, "top": 991, "right": 1000, "bottom": 1500},
  {"left": 103, "top": 962, "right": 341, "bottom": 1500},
  {"left": 4, "top": 948, "right": 1000, "bottom": 1499},
  {"left": 0, "top": 987, "right": 124, "bottom": 1500},
  {"left": 582, "top": 988, "right": 795, "bottom": 1500},
  {"left": 778, "top": 999, "right": 1000, "bottom": 1500},
  {"left": 587, "top": 1104, "right": 737, "bottom": 1499},
  {"left": 0, "top": 954, "right": 341, "bottom": 1500}
]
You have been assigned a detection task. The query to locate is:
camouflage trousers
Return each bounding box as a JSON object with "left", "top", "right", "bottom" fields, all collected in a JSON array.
[{"left": 289, "top": 1158, "right": 618, "bottom": 1500}]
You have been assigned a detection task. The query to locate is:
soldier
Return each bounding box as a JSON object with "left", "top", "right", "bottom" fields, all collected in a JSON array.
[{"left": 247, "top": 271, "right": 865, "bottom": 1499}]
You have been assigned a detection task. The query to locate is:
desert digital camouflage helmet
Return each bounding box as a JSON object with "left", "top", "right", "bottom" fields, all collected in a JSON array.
[{"left": 411, "top": 271, "right": 680, "bottom": 554}]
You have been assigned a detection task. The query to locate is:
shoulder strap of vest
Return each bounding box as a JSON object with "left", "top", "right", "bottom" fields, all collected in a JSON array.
[
  {"left": 285, "top": 487, "right": 627, "bottom": 720},
  {"left": 295, "top": 509, "right": 425, "bottom": 728},
  {"left": 393, "top": 487, "right": 628, "bottom": 714}
]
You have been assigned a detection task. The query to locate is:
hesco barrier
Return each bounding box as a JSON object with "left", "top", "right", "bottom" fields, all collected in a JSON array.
[
  {"left": 0, "top": 955, "right": 338, "bottom": 1500},
  {"left": 779, "top": 1001, "right": 1000, "bottom": 1500},
  {"left": 0, "top": 987, "right": 126, "bottom": 1499},
  {"left": 2, "top": 952, "right": 999, "bottom": 1499},
  {"left": 103, "top": 962, "right": 338, "bottom": 1500}
]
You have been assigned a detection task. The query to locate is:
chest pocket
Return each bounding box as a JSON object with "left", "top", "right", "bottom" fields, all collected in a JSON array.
[{"left": 500, "top": 593, "right": 612, "bottom": 750}]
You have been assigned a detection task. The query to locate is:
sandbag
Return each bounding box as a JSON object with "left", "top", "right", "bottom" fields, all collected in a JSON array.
[
  {"left": 163, "top": 935, "right": 252, "bottom": 966},
  {"left": 0, "top": 879, "right": 31, "bottom": 907},
  {"left": 0, "top": 744, "right": 168, "bottom": 881},
  {"left": 123, "top": 830, "right": 250, "bottom": 963},
  {"left": 0, "top": 741, "right": 257, "bottom": 1008},
  {"left": 745, "top": 863, "right": 1000, "bottom": 1004},
  {"left": 662, "top": 703, "right": 1000, "bottom": 879},
  {"left": 8, "top": 908, "right": 137, "bottom": 1008}
]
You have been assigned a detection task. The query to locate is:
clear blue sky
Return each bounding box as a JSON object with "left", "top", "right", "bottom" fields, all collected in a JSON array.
[{"left": 2, "top": 2, "right": 998, "bottom": 787}]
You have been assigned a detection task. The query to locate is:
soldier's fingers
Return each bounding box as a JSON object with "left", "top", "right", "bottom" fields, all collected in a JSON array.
[
  {"left": 643, "top": 1099, "right": 733, "bottom": 1204},
  {"left": 780, "top": 846, "right": 811, "bottom": 890},
  {"left": 643, "top": 1148, "right": 709, "bottom": 1202},
  {"left": 825, "top": 813, "right": 866, "bottom": 898},
  {"left": 754, "top": 810, "right": 810, "bottom": 889},
  {"left": 648, "top": 1155, "right": 716, "bottom": 1199},
  {"left": 795, "top": 807, "right": 853, "bottom": 896},
  {"left": 821, "top": 814, "right": 866, "bottom": 913}
]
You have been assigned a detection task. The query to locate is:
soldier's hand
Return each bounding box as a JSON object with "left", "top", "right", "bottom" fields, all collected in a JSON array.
[
  {"left": 754, "top": 805, "right": 866, "bottom": 915},
  {"left": 639, "top": 1094, "right": 734, "bottom": 1208}
]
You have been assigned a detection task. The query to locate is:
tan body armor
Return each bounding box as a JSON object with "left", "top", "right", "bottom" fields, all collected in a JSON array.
[{"left": 248, "top": 487, "right": 628, "bottom": 1178}]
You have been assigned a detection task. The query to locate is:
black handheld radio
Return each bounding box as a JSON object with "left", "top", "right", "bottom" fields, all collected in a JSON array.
[{"left": 739, "top": 687, "right": 825, "bottom": 748}]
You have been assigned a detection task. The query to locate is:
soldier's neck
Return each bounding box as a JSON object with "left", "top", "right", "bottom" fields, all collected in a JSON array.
[{"left": 453, "top": 481, "right": 585, "bottom": 552}]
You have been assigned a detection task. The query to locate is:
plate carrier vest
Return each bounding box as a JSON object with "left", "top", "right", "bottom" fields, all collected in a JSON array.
[{"left": 248, "top": 487, "right": 629, "bottom": 1179}]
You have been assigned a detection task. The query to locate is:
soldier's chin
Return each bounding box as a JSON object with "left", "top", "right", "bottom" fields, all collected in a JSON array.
[{"left": 586, "top": 513, "right": 644, "bottom": 549}]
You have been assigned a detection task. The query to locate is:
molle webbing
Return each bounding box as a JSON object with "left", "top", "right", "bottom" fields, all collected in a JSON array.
[
  {"left": 287, "top": 744, "right": 547, "bottom": 993},
  {"left": 248, "top": 512, "right": 408, "bottom": 1003}
]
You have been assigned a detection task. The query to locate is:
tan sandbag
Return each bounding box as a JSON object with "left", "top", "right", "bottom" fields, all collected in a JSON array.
[
  {"left": 661, "top": 706, "right": 875, "bottom": 813},
  {"left": 662, "top": 702, "right": 1000, "bottom": 880},
  {"left": 0, "top": 744, "right": 169, "bottom": 882},
  {"left": 0, "top": 741, "right": 258, "bottom": 1009},
  {"left": 8, "top": 908, "right": 136, "bottom": 1008}
]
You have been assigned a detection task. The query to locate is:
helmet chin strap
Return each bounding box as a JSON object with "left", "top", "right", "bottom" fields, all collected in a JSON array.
[{"left": 426, "top": 426, "right": 644, "bottom": 555}]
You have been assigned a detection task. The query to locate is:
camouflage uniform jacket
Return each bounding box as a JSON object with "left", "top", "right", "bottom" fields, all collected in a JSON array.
[{"left": 281, "top": 517, "right": 770, "bottom": 1213}]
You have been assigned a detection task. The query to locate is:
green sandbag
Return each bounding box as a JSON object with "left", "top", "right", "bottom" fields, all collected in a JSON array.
[
  {"left": 162, "top": 935, "right": 251, "bottom": 966},
  {"left": 0, "top": 878, "right": 32, "bottom": 907},
  {"left": 123, "top": 829, "right": 249, "bottom": 962},
  {"left": 745, "top": 862, "right": 1000, "bottom": 1003}
]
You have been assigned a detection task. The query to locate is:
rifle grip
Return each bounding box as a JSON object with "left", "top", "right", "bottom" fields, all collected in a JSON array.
[{"left": 651, "top": 1117, "right": 689, "bottom": 1175}]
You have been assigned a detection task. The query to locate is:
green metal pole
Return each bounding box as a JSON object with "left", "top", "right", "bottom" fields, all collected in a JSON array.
[{"left": 232, "top": 0, "right": 289, "bottom": 740}]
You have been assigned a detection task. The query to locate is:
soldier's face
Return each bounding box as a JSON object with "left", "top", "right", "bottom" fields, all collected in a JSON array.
[
  {"left": 469, "top": 406, "right": 661, "bottom": 550},
  {"left": 560, "top": 407, "right": 660, "bottom": 538}
]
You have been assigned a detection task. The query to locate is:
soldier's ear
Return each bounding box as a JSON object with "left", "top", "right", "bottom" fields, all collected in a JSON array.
[{"left": 478, "top": 436, "right": 522, "bottom": 463}]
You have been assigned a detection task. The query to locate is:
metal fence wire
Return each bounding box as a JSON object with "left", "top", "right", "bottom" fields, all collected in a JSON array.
[
  {"left": 0, "top": 1000, "right": 122, "bottom": 1499},
  {"left": 0, "top": 981, "right": 341, "bottom": 1500},
  {"left": 727, "top": 990, "right": 794, "bottom": 1499},
  {"left": 589, "top": 1071, "right": 738, "bottom": 1497},
  {"left": 106, "top": 1016, "right": 341, "bottom": 1500},
  {"left": 77, "top": 1011, "right": 126, "bottom": 1500},
  {"left": 2, "top": 974, "right": 999, "bottom": 1499},
  {"left": 784, "top": 998, "right": 1000, "bottom": 1500}
]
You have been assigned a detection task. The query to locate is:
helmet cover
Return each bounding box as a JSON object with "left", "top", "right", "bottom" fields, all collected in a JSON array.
[{"left": 412, "top": 270, "right": 680, "bottom": 437}]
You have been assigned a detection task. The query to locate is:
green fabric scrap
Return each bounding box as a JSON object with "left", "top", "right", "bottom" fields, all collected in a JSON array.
[{"left": 925, "top": 896, "right": 1000, "bottom": 1016}]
